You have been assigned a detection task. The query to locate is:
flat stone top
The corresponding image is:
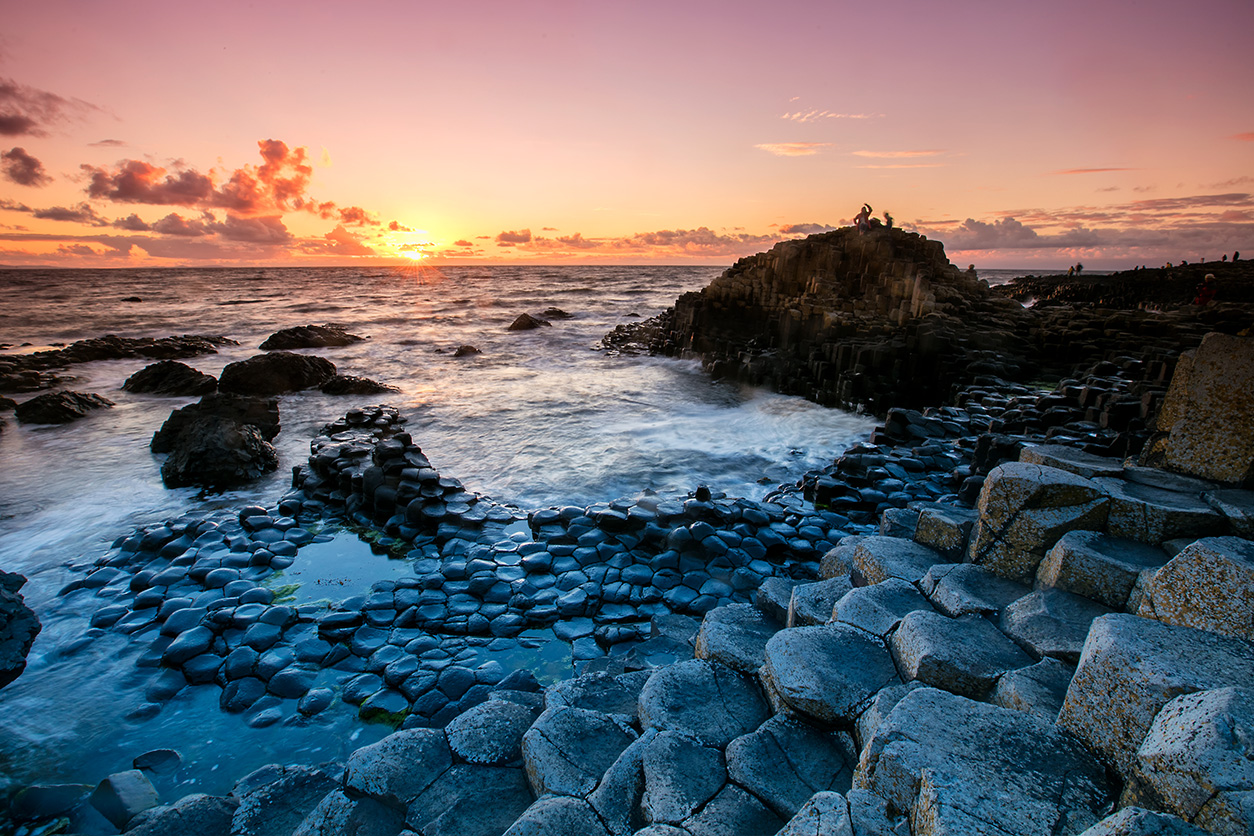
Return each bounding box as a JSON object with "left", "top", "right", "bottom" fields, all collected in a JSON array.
[
  {"left": 1019, "top": 444, "right": 1125, "bottom": 479},
  {"left": 1095, "top": 477, "right": 1216, "bottom": 511},
  {"left": 1056, "top": 530, "right": 1170, "bottom": 571}
]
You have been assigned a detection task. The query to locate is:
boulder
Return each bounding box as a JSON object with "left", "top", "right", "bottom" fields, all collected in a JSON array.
[
  {"left": 545, "top": 670, "right": 650, "bottom": 722},
  {"left": 1037, "top": 530, "right": 1170, "bottom": 610},
  {"left": 344, "top": 728, "right": 452, "bottom": 806},
  {"left": 999, "top": 588, "right": 1114, "bottom": 664},
  {"left": 218, "top": 351, "right": 336, "bottom": 395},
  {"left": 919, "top": 562, "right": 1029, "bottom": 618},
  {"left": 453, "top": 345, "right": 481, "bottom": 357},
  {"left": 403, "top": 764, "right": 534, "bottom": 836},
  {"left": 521, "top": 705, "right": 637, "bottom": 797},
  {"left": 502, "top": 795, "right": 610, "bottom": 836},
  {"left": 854, "top": 682, "right": 926, "bottom": 754},
  {"left": 855, "top": 688, "right": 1112, "bottom": 836},
  {"left": 831, "top": 578, "right": 932, "bottom": 638},
  {"left": 586, "top": 730, "right": 652, "bottom": 835},
  {"left": 158, "top": 416, "right": 279, "bottom": 489},
  {"left": 642, "top": 730, "right": 726, "bottom": 825},
  {"left": 230, "top": 765, "right": 338, "bottom": 836},
  {"left": 507, "top": 314, "right": 551, "bottom": 331},
  {"left": 1204, "top": 487, "right": 1254, "bottom": 537},
  {"left": 1142, "top": 332, "right": 1254, "bottom": 485},
  {"left": 291, "top": 790, "right": 404, "bottom": 836},
  {"left": 89, "top": 770, "right": 161, "bottom": 829},
  {"left": 776, "top": 791, "right": 855, "bottom": 836},
  {"left": 120, "top": 793, "right": 238, "bottom": 836},
  {"left": 15, "top": 390, "right": 113, "bottom": 424},
  {"left": 1130, "top": 686, "right": 1254, "bottom": 835},
  {"left": 1019, "top": 444, "right": 1126, "bottom": 480},
  {"left": 889, "top": 610, "right": 1033, "bottom": 699},
  {"left": 725, "top": 714, "right": 857, "bottom": 819},
  {"left": 990, "top": 656, "right": 1075, "bottom": 722},
  {"left": 123, "top": 360, "right": 217, "bottom": 396},
  {"left": 1057, "top": 614, "right": 1254, "bottom": 779},
  {"left": 151, "top": 393, "right": 280, "bottom": 452},
  {"left": 0, "top": 571, "right": 40, "bottom": 689},
  {"left": 320, "top": 374, "right": 399, "bottom": 395},
  {"left": 680, "top": 783, "right": 784, "bottom": 836},
  {"left": 1137, "top": 536, "right": 1254, "bottom": 640},
  {"left": 754, "top": 576, "right": 799, "bottom": 624},
  {"left": 968, "top": 462, "right": 1109, "bottom": 583},
  {"left": 259, "top": 324, "right": 365, "bottom": 350},
  {"left": 850, "top": 536, "right": 948, "bottom": 585},
  {"left": 911, "top": 503, "right": 979, "bottom": 561},
  {"left": 1076, "top": 807, "right": 1212, "bottom": 836},
  {"left": 445, "top": 698, "right": 538, "bottom": 766},
  {"left": 787, "top": 577, "right": 853, "bottom": 627},
  {"left": 638, "top": 659, "right": 769, "bottom": 747},
  {"left": 693, "top": 603, "right": 779, "bottom": 673},
  {"left": 1095, "top": 477, "right": 1226, "bottom": 544},
  {"left": 761, "top": 624, "right": 900, "bottom": 725}
]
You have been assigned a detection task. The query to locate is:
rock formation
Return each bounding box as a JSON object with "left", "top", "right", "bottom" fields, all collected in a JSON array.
[
  {"left": 259, "top": 324, "right": 366, "bottom": 351},
  {"left": 123, "top": 360, "right": 218, "bottom": 396},
  {"left": 0, "top": 571, "right": 40, "bottom": 689},
  {"left": 217, "top": 351, "right": 336, "bottom": 396},
  {"left": 14, "top": 390, "right": 114, "bottom": 424}
]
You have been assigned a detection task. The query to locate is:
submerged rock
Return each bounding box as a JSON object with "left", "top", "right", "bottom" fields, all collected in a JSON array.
[
  {"left": 123, "top": 360, "right": 218, "bottom": 396},
  {"left": 15, "top": 390, "right": 114, "bottom": 424},
  {"left": 259, "top": 324, "right": 366, "bottom": 350},
  {"left": 507, "top": 314, "right": 551, "bottom": 332},
  {"left": 218, "top": 352, "right": 336, "bottom": 395},
  {"left": 0, "top": 571, "right": 41, "bottom": 689},
  {"left": 320, "top": 374, "right": 399, "bottom": 395}
]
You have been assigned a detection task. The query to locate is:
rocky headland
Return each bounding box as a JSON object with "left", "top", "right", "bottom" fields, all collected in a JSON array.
[{"left": 3, "top": 233, "right": 1254, "bottom": 835}]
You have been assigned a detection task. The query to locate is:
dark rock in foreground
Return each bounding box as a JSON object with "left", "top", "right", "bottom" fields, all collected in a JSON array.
[
  {"left": 0, "top": 334, "right": 236, "bottom": 373},
  {"left": 152, "top": 394, "right": 280, "bottom": 453},
  {"left": 259, "top": 324, "right": 366, "bottom": 351},
  {"left": 218, "top": 352, "right": 336, "bottom": 396},
  {"left": 320, "top": 375, "right": 399, "bottom": 396},
  {"left": 123, "top": 361, "right": 218, "bottom": 397},
  {"left": 507, "top": 314, "right": 550, "bottom": 332},
  {"left": 0, "top": 571, "right": 41, "bottom": 689},
  {"left": 158, "top": 417, "right": 279, "bottom": 489},
  {"left": 15, "top": 390, "right": 114, "bottom": 424}
]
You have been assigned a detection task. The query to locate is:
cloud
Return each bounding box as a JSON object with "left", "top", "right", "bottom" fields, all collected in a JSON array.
[
  {"left": 84, "top": 159, "right": 215, "bottom": 205},
  {"left": 1, "top": 147, "right": 51, "bottom": 186},
  {"left": 755, "top": 142, "right": 832, "bottom": 157},
  {"left": 152, "top": 213, "right": 211, "bottom": 237},
  {"left": 555, "top": 232, "right": 599, "bottom": 249},
  {"left": 33, "top": 203, "right": 107, "bottom": 225},
  {"left": 0, "top": 77, "right": 101, "bottom": 137},
  {"left": 1051, "top": 167, "right": 1137, "bottom": 175},
  {"left": 782, "top": 110, "right": 879, "bottom": 123},
  {"left": 453, "top": 239, "right": 473, "bottom": 247},
  {"left": 89, "top": 139, "right": 127, "bottom": 147},
  {"left": 496, "top": 228, "right": 532, "bottom": 244},
  {"left": 300, "top": 223, "right": 375, "bottom": 256},
  {"left": 112, "top": 213, "right": 150, "bottom": 231},
  {"left": 1232, "top": 132, "right": 1254, "bottom": 142},
  {"left": 778, "top": 222, "right": 835, "bottom": 235},
  {"left": 856, "top": 163, "right": 943, "bottom": 169},
  {"left": 338, "top": 205, "right": 380, "bottom": 226},
  {"left": 388, "top": 220, "right": 414, "bottom": 232},
  {"left": 852, "top": 150, "right": 944, "bottom": 158},
  {"left": 0, "top": 198, "right": 32, "bottom": 213},
  {"left": 213, "top": 214, "right": 292, "bottom": 243},
  {"left": 210, "top": 139, "right": 316, "bottom": 215}
]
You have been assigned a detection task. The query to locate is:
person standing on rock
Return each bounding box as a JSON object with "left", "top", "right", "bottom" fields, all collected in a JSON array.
[{"left": 1192, "top": 273, "right": 1217, "bottom": 305}]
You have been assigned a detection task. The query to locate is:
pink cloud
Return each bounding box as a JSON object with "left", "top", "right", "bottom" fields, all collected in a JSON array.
[
  {"left": 754, "top": 142, "right": 831, "bottom": 157},
  {"left": 496, "top": 228, "right": 532, "bottom": 244},
  {"left": 2, "top": 147, "right": 51, "bottom": 186}
]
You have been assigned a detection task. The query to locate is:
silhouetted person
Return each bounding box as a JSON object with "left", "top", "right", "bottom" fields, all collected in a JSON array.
[
  {"left": 1223, "top": 254, "right": 1228, "bottom": 262},
  {"left": 1193, "top": 273, "right": 1217, "bottom": 305},
  {"left": 1075, "top": 262, "right": 1084, "bottom": 275},
  {"left": 1235, "top": 251, "right": 1241, "bottom": 262}
]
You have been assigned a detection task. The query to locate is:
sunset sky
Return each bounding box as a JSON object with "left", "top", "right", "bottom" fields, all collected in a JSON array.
[{"left": 1, "top": 0, "right": 1251, "bottom": 269}]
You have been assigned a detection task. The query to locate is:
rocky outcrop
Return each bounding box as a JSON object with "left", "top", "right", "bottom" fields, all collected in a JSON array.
[
  {"left": 151, "top": 394, "right": 280, "bottom": 489},
  {"left": 0, "top": 571, "right": 40, "bottom": 689},
  {"left": 123, "top": 360, "right": 218, "bottom": 396},
  {"left": 0, "top": 335, "right": 236, "bottom": 395},
  {"left": 217, "top": 352, "right": 336, "bottom": 396},
  {"left": 15, "top": 390, "right": 114, "bottom": 424},
  {"left": 259, "top": 324, "right": 366, "bottom": 351},
  {"left": 508, "top": 314, "right": 551, "bottom": 331},
  {"left": 319, "top": 374, "right": 399, "bottom": 395}
]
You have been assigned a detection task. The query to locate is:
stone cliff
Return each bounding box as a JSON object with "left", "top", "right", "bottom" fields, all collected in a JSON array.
[{"left": 611, "top": 226, "right": 1254, "bottom": 418}]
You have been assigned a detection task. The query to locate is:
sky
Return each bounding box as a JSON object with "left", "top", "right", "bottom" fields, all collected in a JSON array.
[{"left": 0, "top": 0, "right": 1251, "bottom": 270}]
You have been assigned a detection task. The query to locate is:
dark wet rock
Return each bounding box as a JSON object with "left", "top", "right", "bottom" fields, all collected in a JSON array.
[
  {"left": 158, "top": 416, "right": 279, "bottom": 489},
  {"left": 507, "top": 313, "right": 551, "bottom": 331},
  {"left": 725, "top": 714, "right": 857, "bottom": 820},
  {"left": 123, "top": 360, "right": 217, "bottom": 396},
  {"left": 230, "top": 764, "right": 338, "bottom": 836},
  {"left": 403, "top": 764, "right": 534, "bottom": 836},
  {"left": 857, "top": 687, "right": 1112, "bottom": 836},
  {"left": 320, "top": 374, "right": 399, "bottom": 395},
  {"left": 15, "top": 390, "right": 114, "bottom": 424},
  {"left": 542, "top": 307, "right": 573, "bottom": 319},
  {"left": 0, "top": 334, "right": 235, "bottom": 375},
  {"left": 521, "top": 705, "right": 637, "bottom": 797},
  {"left": 123, "top": 793, "right": 238, "bottom": 836},
  {"left": 218, "top": 351, "right": 336, "bottom": 396},
  {"left": 638, "top": 659, "right": 769, "bottom": 748},
  {"left": 259, "top": 324, "right": 365, "bottom": 351},
  {"left": 8, "top": 783, "right": 92, "bottom": 823},
  {"left": 761, "top": 624, "right": 899, "bottom": 725},
  {"left": 0, "top": 571, "right": 41, "bottom": 689},
  {"left": 133, "top": 748, "right": 182, "bottom": 775},
  {"left": 89, "top": 769, "right": 161, "bottom": 829},
  {"left": 453, "top": 345, "right": 481, "bottom": 357},
  {"left": 152, "top": 393, "right": 280, "bottom": 452}
]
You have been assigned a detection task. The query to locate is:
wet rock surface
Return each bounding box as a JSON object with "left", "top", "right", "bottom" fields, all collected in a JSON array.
[
  {"left": 0, "top": 571, "right": 41, "bottom": 689},
  {"left": 14, "top": 390, "right": 115, "bottom": 424},
  {"left": 259, "top": 324, "right": 366, "bottom": 351},
  {"left": 123, "top": 360, "right": 218, "bottom": 396},
  {"left": 217, "top": 351, "right": 337, "bottom": 396},
  {"left": 0, "top": 334, "right": 236, "bottom": 393}
]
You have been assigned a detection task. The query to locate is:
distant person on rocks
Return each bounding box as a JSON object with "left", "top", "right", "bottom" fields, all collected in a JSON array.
[
  {"left": 1223, "top": 254, "right": 1228, "bottom": 262},
  {"left": 1075, "top": 262, "right": 1084, "bottom": 275},
  {"left": 1193, "top": 273, "right": 1217, "bottom": 306},
  {"left": 1068, "top": 266, "right": 1075, "bottom": 276},
  {"left": 1235, "top": 251, "right": 1241, "bottom": 262},
  {"left": 883, "top": 211, "right": 893, "bottom": 229},
  {"left": 854, "top": 203, "right": 873, "bottom": 233}
]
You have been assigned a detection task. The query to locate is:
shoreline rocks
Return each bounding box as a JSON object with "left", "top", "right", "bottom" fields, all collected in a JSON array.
[
  {"left": 0, "top": 571, "right": 41, "bottom": 690},
  {"left": 259, "top": 324, "right": 366, "bottom": 351},
  {"left": 15, "top": 390, "right": 114, "bottom": 424},
  {"left": 218, "top": 352, "right": 337, "bottom": 396},
  {"left": 123, "top": 361, "right": 218, "bottom": 397}
]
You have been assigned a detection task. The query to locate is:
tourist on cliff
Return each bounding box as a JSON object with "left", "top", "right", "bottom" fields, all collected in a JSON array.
[{"left": 1193, "top": 273, "right": 1217, "bottom": 305}]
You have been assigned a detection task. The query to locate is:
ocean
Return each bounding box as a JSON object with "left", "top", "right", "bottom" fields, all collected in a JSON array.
[{"left": 0, "top": 263, "right": 1041, "bottom": 798}]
